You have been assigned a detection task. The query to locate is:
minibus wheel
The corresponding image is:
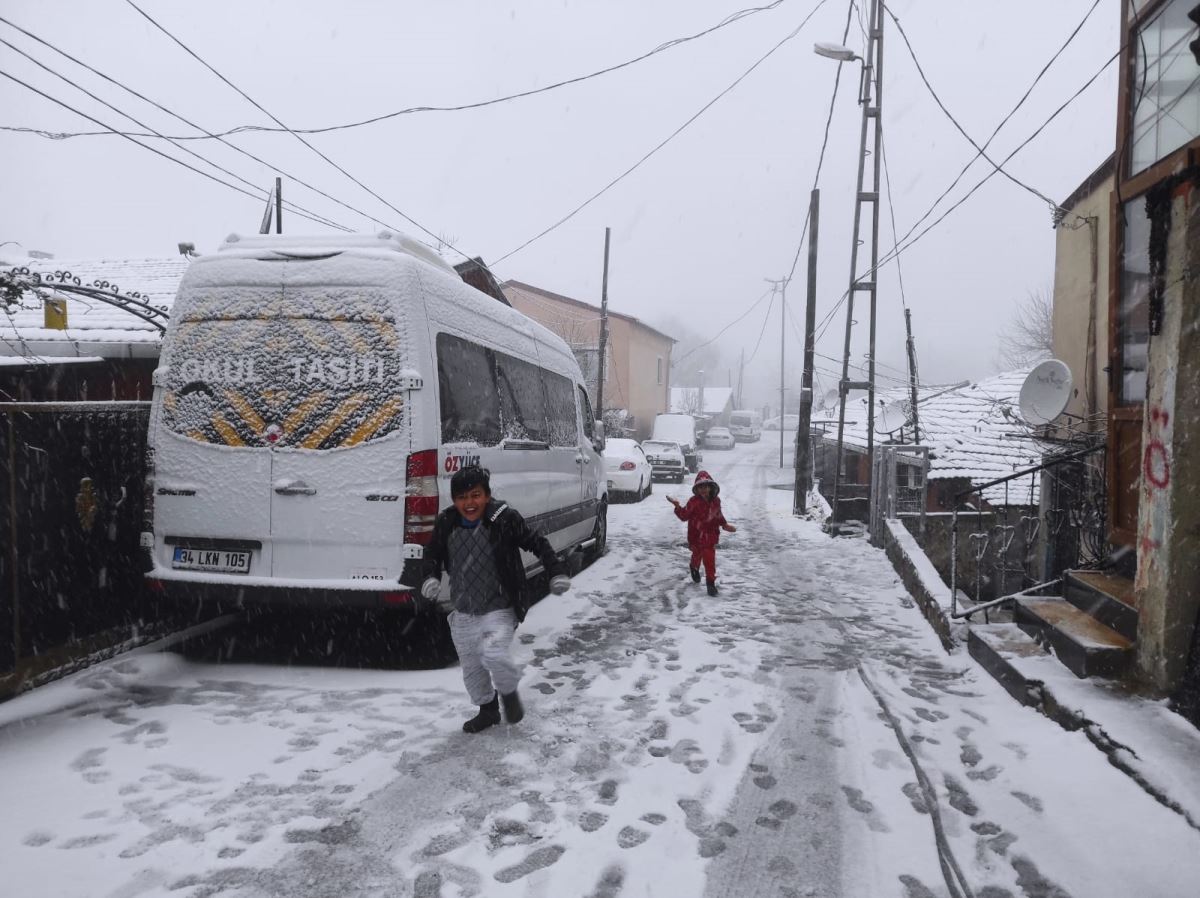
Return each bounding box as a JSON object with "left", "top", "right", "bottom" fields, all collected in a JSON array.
[{"left": 586, "top": 501, "right": 608, "bottom": 563}]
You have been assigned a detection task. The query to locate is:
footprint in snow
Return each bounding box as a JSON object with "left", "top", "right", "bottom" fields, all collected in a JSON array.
[
  {"left": 492, "top": 845, "right": 566, "bottom": 883},
  {"left": 579, "top": 811, "right": 608, "bottom": 833},
  {"left": 617, "top": 825, "right": 650, "bottom": 848}
]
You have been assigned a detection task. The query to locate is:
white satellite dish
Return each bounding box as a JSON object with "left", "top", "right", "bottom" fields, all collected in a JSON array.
[
  {"left": 1019, "top": 359, "right": 1072, "bottom": 425},
  {"left": 875, "top": 399, "right": 908, "bottom": 434}
]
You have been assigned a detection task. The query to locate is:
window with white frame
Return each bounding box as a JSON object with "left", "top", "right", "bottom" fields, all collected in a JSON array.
[{"left": 1129, "top": 0, "right": 1200, "bottom": 173}]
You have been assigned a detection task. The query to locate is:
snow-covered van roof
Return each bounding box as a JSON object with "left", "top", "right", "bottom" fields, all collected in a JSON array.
[{"left": 832, "top": 369, "right": 1043, "bottom": 505}]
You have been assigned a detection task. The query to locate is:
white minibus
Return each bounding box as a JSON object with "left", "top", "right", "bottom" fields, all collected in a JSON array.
[
  {"left": 729, "top": 409, "right": 763, "bottom": 442},
  {"left": 143, "top": 231, "right": 607, "bottom": 610}
]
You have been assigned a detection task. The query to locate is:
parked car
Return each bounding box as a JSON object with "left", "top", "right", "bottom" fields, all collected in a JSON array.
[
  {"left": 143, "top": 231, "right": 608, "bottom": 612},
  {"left": 604, "top": 437, "right": 652, "bottom": 501},
  {"left": 764, "top": 414, "right": 801, "bottom": 431},
  {"left": 642, "top": 440, "right": 687, "bottom": 483},
  {"left": 729, "top": 409, "right": 763, "bottom": 442},
  {"left": 651, "top": 413, "right": 701, "bottom": 472},
  {"left": 704, "top": 426, "right": 735, "bottom": 450}
]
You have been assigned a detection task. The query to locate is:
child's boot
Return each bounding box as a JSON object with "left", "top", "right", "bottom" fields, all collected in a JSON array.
[
  {"left": 689, "top": 566, "right": 701, "bottom": 583},
  {"left": 500, "top": 690, "right": 525, "bottom": 725},
  {"left": 463, "top": 693, "right": 501, "bottom": 733},
  {"left": 706, "top": 580, "right": 719, "bottom": 597}
]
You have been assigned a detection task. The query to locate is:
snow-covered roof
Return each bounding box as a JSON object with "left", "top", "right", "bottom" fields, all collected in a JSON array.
[
  {"left": 1, "top": 255, "right": 188, "bottom": 356},
  {"left": 670, "top": 386, "right": 734, "bottom": 415},
  {"left": 831, "top": 369, "right": 1043, "bottom": 505}
]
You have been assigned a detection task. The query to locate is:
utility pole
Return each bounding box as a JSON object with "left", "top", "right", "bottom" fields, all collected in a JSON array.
[
  {"left": 763, "top": 277, "right": 788, "bottom": 468},
  {"left": 830, "top": 0, "right": 885, "bottom": 527},
  {"left": 904, "top": 307, "right": 921, "bottom": 445},
  {"left": 737, "top": 349, "right": 745, "bottom": 409},
  {"left": 596, "top": 227, "right": 611, "bottom": 424},
  {"left": 275, "top": 177, "right": 283, "bottom": 234},
  {"left": 795, "top": 189, "right": 819, "bottom": 515}
]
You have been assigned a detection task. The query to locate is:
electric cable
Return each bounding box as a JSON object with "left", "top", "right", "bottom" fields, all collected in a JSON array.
[
  {"left": 673, "top": 285, "right": 775, "bottom": 366},
  {"left": 0, "top": 69, "right": 343, "bottom": 232},
  {"left": 743, "top": 288, "right": 778, "bottom": 365},
  {"left": 0, "top": 1, "right": 793, "bottom": 140},
  {"left": 878, "top": 0, "right": 1103, "bottom": 255},
  {"left": 492, "top": 0, "right": 833, "bottom": 265},
  {"left": 782, "top": 0, "right": 855, "bottom": 288},
  {"left": 0, "top": 27, "right": 351, "bottom": 233},
  {"left": 884, "top": 5, "right": 1071, "bottom": 213},
  {"left": 123, "top": 0, "right": 470, "bottom": 258}
]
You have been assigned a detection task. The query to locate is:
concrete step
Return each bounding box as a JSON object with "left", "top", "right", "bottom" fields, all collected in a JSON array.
[
  {"left": 967, "top": 623, "right": 1049, "bottom": 707},
  {"left": 1014, "top": 596, "right": 1133, "bottom": 679},
  {"left": 1065, "top": 570, "right": 1138, "bottom": 642}
]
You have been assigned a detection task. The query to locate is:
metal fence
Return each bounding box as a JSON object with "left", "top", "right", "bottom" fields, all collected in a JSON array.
[
  {"left": 869, "top": 445, "right": 929, "bottom": 544},
  {"left": 1, "top": 402, "right": 152, "bottom": 684}
]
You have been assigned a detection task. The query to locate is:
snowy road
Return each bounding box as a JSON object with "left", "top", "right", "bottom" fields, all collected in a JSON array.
[{"left": 2, "top": 440, "right": 1199, "bottom": 898}]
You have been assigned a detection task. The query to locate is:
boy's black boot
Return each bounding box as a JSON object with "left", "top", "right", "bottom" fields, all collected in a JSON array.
[
  {"left": 706, "top": 580, "right": 719, "bottom": 597},
  {"left": 689, "top": 566, "right": 701, "bottom": 583},
  {"left": 501, "top": 690, "right": 524, "bottom": 725},
  {"left": 463, "top": 693, "right": 501, "bottom": 733}
]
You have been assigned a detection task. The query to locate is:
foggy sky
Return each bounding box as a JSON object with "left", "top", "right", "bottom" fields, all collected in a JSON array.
[{"left": 0, "top": 1, "right": 1119, "bottom": 405}]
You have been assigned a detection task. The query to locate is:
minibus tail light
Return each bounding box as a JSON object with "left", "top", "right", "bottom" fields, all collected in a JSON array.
[{"left": 404, "top": 449, "right": 440, "bottom": 546}]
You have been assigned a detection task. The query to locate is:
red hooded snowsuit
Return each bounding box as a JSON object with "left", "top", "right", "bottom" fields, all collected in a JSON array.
[{"left": 674, "top": 470, "right": 727, "bottom": 581}]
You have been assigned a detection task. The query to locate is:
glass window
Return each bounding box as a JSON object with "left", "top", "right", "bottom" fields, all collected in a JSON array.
[
  {"left": 544, "top": 369, "right": 579, "bottom": 447},
  {"left": 162, "top": 295, "right": 405, "bottom": 450},
  {"left": 1129, "top": 0, "right": 1200, "bottom": 173},
  {"left": 437, "top": 333, "right": 502, "bottom": 445},
  {"left": 1119, "top": 200, "right": 1152, "bottom": 403},
  {"left": 495, "top": 352, "right": 549, "bottom": 443},
  {"left": 579, "top": 386, "right": 595, "bottom": 440}
]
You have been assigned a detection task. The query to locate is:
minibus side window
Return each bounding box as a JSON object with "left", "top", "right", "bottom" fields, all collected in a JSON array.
[
  {"left": 437, "top": 333, "right": 501, "bottom": 445},
  {"left": 579, "top": 387, "right": 595, "bottom": 441},
  {"left": 544, "top": 370, "right": 578, "bottom": 447},
  {"left": 496, "top": 352, "right": 549, "bottom": 443}
]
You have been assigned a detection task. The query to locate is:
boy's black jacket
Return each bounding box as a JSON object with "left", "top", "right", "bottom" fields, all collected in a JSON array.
[{"left": 401, "top": 499, "right": 564, "bottom": 623}]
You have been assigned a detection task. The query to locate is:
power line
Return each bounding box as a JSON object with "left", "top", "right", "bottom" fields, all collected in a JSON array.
[
  {"left": 122, "top": 0, "right": 469, "bottom": 257},
  {"left": 883, "top": 5, "right": 1064, "bottom": 213},
  {"left": 673, "top": 286, "right": 775, "bottom": 366},
  {"left": 0, "top": 68, "right": 342, "bottom": 231},
  {"left": 0, "top": 25, "right": 351, "bottom": 233},
  {"left": 878, "top": 0, "right": 1103, "bottom": 252},
  {"left": 743, "top": 288, "right": 778, "bottom": 365},
  {"left": 879, "top": 134, "right": 907, "bottom": 311},
  {"left": 492, "top": 0, "right": 833, "bottom": 265},
  {"left": 1, "top": 1, "right": 793, "bottom": 141},
  {"left": 783, "top": 0, "right": 856, "bottom": 286}
]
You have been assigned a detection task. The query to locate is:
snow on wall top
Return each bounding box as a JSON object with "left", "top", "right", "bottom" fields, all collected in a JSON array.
[
  {"left": 1, "top": 255, "right": 188, "bottom": 349},
  {"left": 832, "top": 369, "right": 1043, "bottom": 504},
  {"left": 670, "top": 386, "right": 734, "bottom": 415}
]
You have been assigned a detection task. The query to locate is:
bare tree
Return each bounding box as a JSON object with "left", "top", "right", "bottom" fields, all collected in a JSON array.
[{"left": 997, "top": 288, "right": 1054, "bottom": 369}]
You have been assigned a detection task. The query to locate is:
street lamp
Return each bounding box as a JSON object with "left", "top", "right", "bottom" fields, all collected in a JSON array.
[{"left": 813, "top": 42, "right": 860, "bottom": 62}]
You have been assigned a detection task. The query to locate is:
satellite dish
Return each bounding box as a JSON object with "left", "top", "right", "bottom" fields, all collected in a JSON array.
[
  {"left": 875, "top": 399, "right": 908, "bottom": 434},
  {"left": 1019, "top": 359, "right": 1072, "bottom": 424}
]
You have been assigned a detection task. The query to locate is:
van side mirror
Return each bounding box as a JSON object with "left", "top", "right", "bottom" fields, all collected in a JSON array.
[{"left": 592, "top": 420, "right": 605, "bottom": 453}]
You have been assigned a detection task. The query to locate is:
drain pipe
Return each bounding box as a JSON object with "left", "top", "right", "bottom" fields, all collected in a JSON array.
[{"left": 950, "top": 505, "right": 958, "bottom": 618}]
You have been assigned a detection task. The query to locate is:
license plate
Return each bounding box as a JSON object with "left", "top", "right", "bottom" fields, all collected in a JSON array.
[
  {"left": 607, "top": 480, "right": 614, "bottom": 488},
  {"left": 172, "top": 546, "right": 251, "bottom": 574}
]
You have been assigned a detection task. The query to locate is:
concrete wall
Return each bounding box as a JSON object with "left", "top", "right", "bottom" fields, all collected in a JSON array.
[
  {"left": 1135, "top": 183, "right": 1200, "bottom": 692},
  {"left": 1052, "top": 173, "right": 1112, "bottom": 431}
]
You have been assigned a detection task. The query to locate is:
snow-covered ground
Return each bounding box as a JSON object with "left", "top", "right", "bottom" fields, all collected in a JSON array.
[{"left": 2, "top": 441, "right": 1198, "bottom": 898}]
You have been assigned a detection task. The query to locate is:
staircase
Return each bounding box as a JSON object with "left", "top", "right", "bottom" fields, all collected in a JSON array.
[{"left": 970, "top": 570, "right": 1137, "bottom": 684}]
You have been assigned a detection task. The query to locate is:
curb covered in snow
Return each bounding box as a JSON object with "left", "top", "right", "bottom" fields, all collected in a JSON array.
[{"left": 880, "top": 519, "right": 957, "bottom": 652}]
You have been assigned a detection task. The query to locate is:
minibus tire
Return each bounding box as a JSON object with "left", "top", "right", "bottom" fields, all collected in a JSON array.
[{"left": 585, "top": 501, "right": 608, "bottom": 564}]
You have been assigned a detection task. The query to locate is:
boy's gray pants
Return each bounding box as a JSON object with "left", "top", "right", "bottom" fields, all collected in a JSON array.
[{"left": 448, "top": 608, "right": 520, "bottom": 705}]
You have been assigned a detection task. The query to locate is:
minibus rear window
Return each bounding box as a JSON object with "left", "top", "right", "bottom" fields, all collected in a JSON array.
[{"left": 161, "top": 312, "right": 405, "bottom": 450}]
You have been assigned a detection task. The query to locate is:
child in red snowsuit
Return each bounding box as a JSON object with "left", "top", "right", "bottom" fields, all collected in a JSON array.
[{"left": 668, "top": 470, "right": 736, "bottom": 596}]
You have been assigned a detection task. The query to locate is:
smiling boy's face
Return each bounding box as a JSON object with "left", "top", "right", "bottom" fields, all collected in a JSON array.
[{"left": 453, "top": 485, "right": 489, "bottom": 522}]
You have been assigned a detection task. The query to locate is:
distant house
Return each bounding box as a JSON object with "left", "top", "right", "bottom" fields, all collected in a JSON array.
[
  {"left": 669, "top": 386, "right": 734, "bottom": 427},
  {"left": 0, "top": 255, "right": 189, "bottom": 400},
  {"left": 812, "top": 370, "right": 1041, "bottom": 519},
  {"left": 503, "top": 280, "right": 675, "bottom": 440}
]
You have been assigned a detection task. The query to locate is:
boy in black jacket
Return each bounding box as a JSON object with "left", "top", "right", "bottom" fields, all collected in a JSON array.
[{"left": 406, "top": 466, "right": 570, "bottom": 733}]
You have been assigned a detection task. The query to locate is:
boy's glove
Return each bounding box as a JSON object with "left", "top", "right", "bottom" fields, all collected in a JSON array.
[
  {"left": 420, "top": 577, "right": 441, "bottom": 600},
  {"left": 548, "top": 575, "right": 571, "bottom": 595}
]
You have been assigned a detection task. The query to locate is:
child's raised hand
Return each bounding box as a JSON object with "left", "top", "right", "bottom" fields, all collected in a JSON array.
[
  {"left": 722, "top": 523, "right": 737, "bottom": 533},
  {"left": 667, "top": 495, "right": 680, "bottom": 507}
]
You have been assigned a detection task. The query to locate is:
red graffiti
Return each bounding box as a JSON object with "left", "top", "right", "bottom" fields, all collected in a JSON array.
[
  {"left": 1143, "top": 406, "right": 1172, "bottom": 491},
  {"left": 1140, "top": 534, "right": 1162, "bottom": 555}
]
